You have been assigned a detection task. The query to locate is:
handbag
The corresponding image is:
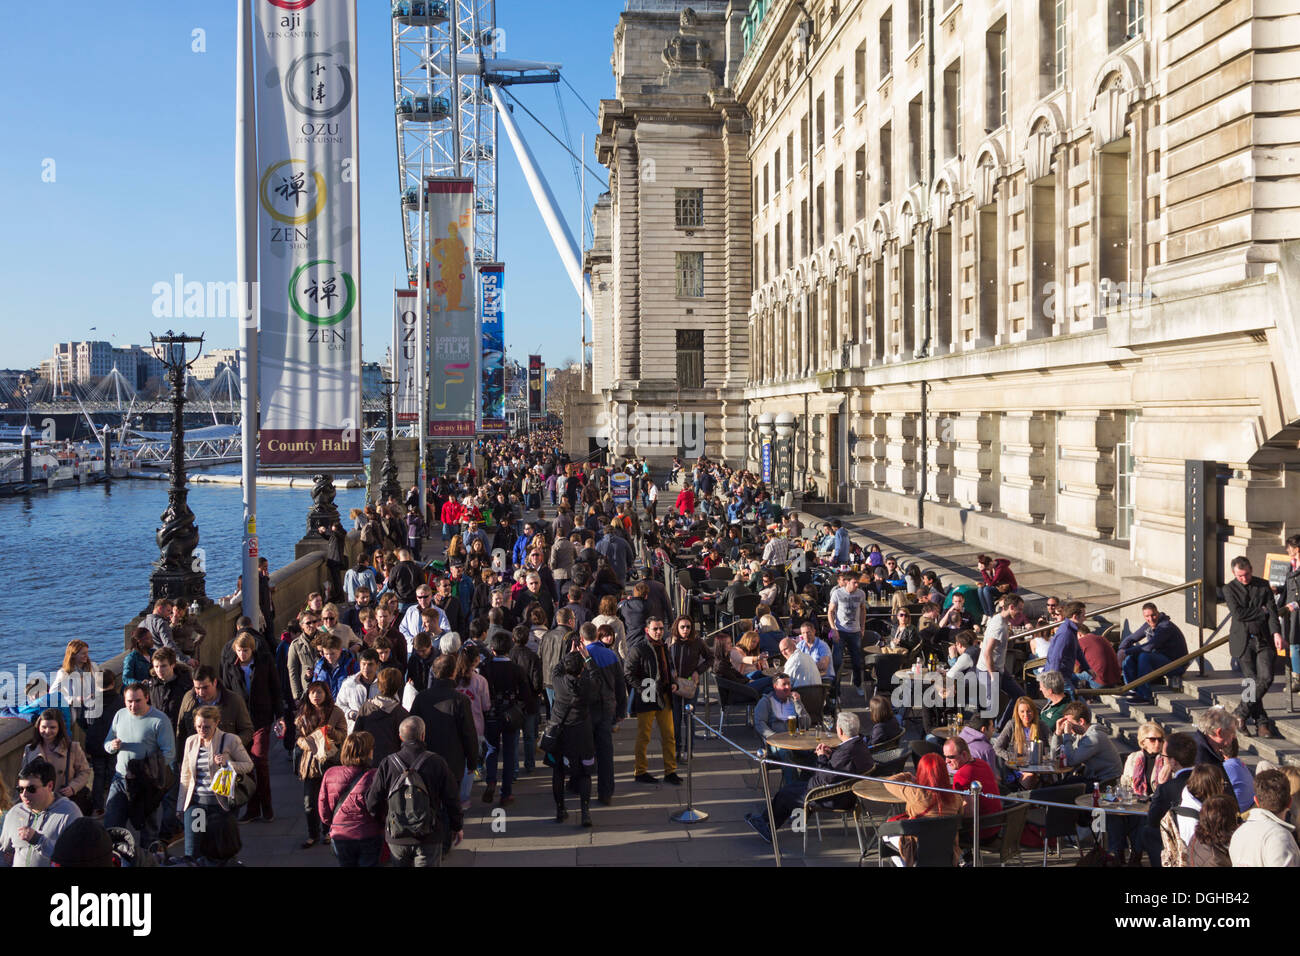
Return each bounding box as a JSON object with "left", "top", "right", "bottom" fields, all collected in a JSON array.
[
  {"left": 673, "top": 675, "right": 697, "bottom": 698},
  {"left": 62, "top": 747, "right": 93, "bottom": 815},
  {"left": 199, "top": 808, "right": 242, "bottom": 861}
]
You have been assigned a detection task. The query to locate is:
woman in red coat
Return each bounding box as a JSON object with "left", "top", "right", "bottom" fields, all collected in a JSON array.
[{"left": 976, "top": 554, "right": 1017, "bottom": 618}]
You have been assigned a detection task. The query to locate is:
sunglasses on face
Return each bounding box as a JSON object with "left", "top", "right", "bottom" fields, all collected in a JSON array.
[{"left": 17, "top": 784, "right": 44, "bottom": 795}]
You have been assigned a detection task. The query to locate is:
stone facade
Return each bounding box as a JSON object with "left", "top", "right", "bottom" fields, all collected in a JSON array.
[
  {"left": 737, "top": 0, "right": 1300, "bottom": 635},
  {"left": 569, "top": 1, "right": 752, "bottom": 467}
]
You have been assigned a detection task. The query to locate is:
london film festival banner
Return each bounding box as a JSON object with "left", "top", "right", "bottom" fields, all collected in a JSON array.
[
  {"left": 427, "top": 178, "right": 476, "bottom": 438},
  {"left": 255, "top": 0, "right": 362, "bottom": 467},
  {"left": 528, "top": 354, "right": 543, "bottom": 418},
  {"left": 479, "top": 263, "right": 506, "bottom": 432},
  {"left": 393, "top": 288, "right": 418, "bottom": 422}
]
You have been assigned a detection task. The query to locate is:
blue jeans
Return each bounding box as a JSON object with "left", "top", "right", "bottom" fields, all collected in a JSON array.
[
  {"left": 184, "top": 802, "right": 228, "bottom": 860},
  {"left": 332, "top": 834, "right": 384, "bottom": 867},
  {"left": 834, "top": 630, "right": 864, "bottom": 687},
  {"left": 767, "top": 746, "right": 799, "bottom": 788},
  {"left": 515, "top": 712, "right": 538, "bottom": 773},
  {"left": 978, "top": 586, "right": 1000, "bottom": 617},
  {"left": 105, "top": 772, "right": 161, "bottom": 848},
  {"left": 484, "top": 716, "right": 517, "bottom": 797},
  {"left": 1122, "top": 651, "right": 1171, "bottom": 701},
  {"left": 746, "top": 673, "right": 774, "bottom": 696},
  {"left": 592, "top": 714, "right": 616, "bottom": 801}
]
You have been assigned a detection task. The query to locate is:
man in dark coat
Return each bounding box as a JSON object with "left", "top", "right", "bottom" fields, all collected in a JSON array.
[
  {"left": 579, "top": 623, "right": 626, "bottom": 804},
  {"left": 364, "top": 716, "right": 463, "bottom": 867},
  {"left": 318, "top": 520, "right": 348, "bottom": 603},
  {"left": 409, "top": 655, "right": 479, "bottom": 786},
  {"left": 626, "top": 617, "right": 679, "bottom": 785},
  {"left": 744, "top": 711, "right": 875, "bottom": 842},
  {"left": 1224, "top": 556, "right": 1283, "bottom": 737}
]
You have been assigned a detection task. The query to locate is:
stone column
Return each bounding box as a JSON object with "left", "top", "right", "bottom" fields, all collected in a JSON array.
[
  {"left": 884, "top": 412, "right": 917, "bottom": 493},
  {"left": 866, "top": 412, "right": 889, "bottom": 488},
  {"left": 925, "top": 407, "right": 954, "bottom": 504},
  {"left": 1056, "top": 409, "right": 1122, "bottom": 539},
  {"left": 1000, "top": 410, "right": 1050, "bottom": 523},
  {"left": 952, "top": 411, "right": 999, "bottom": 511}
]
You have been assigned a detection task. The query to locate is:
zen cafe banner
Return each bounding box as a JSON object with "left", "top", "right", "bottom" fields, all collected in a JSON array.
[
  {"left": 427, "top": 177, "right": 477, "bottom": 438},
  {"left": 255, "top": 0, "right": 362, "bottom": 467}
]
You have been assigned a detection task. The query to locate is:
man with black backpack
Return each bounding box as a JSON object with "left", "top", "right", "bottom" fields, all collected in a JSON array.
[{"left": 365, "top": 716, "right": 462, "bottom": 867}]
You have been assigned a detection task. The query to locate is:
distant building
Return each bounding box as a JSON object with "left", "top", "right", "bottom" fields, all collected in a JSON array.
[
  {"left": 189, "top": 347, "right": 240, "bottom": 382},
  {"left": 362, "top": 361, "right": 384, "bottom": 397}
]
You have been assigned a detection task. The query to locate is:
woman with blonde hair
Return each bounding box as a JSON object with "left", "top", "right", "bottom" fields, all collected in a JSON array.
[
  {"left": 993, "top": 696, "right": 1050, "bottom": 788},
  {"left": 180, "top": 704, "right": 254, "bottom": 864},
  {"left": 50, "top": 640, "right": 99, "bottom": 727}
]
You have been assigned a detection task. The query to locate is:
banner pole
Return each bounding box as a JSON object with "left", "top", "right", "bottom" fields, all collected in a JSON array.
[
  {"left": 236, "top": 0, "right": 260, "bottom": 628},
  {"left": 417, "top": 161, "right": 428, "bottom": 517}
]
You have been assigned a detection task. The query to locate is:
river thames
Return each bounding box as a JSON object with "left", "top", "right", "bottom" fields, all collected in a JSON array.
[{"left": 0, "top": 473, "right": 365, "bottom": 676}]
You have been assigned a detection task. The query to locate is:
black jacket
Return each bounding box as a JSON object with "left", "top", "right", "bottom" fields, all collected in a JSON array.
[
  {"left": 1148, "top": 768, "right": 1192, "bottom": 829},
  {"left": 388, "top": 560, "right": 425, "bottom": 604},
  {"left": 149, "top": 673, "right": 189, "bottom": 731},
  {"left": 364, "top": 741, "right": 462, "bottom": 845},
  {"left": 320, "top": 526, "right": 347, "bottom": 564},
  {"left": 434, "top": 595, "right": 466, "bottom": 637},
  {"left": 409, "top": 679, "right": 479, "bottom": 780},
  {"left": 581, "top": 643, "right": 627, "bottom": 723},
  {"left": 626, "top": 639, "right": 675, "bottom": 714},
  {"left": 353, "top": 699, "right": 409, "bottom": 764},
  {"left": 405, "top": 650, "right": 437, "bottom": 695},
  {"left": 619, "top": 597, "right": 650, "bottom": 649},
  {"left": 481, "top": 656, "right": 529, "bottom": 723},
  {"left": 1224, "top": 576, "right": 1281, "bottom": 658},
  {"left": 509, "top": 645, "right": 543, "bottom": 715},
  {"left": 808, "top": 735, "right": 876, "bottom": 808},
  {"left": 549, "top": 670, "right": 595, "bottom": 762},
  {"left": 220, "top": 647, "right": 283, "bottom": 728}
]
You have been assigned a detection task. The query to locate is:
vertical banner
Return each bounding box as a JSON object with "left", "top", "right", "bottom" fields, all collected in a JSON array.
[
  {"left": 528, "top": 354, "right": 543, "bottom": 419},
  {"left": 479, "top": 263, "right": 506, "bottom": 432},
  {"left": 393, "top": 289, "right": 418, "bottom": 422},
  {"left": 255, "top": 0, "right": 362, "bottom": 467},
  {"left": 427, "top": 177, "right": 476, "bottom": 438},
  {"left": 611, "top": 472, "right": 632, "bottom": 505},
  {"left": 761, "top": 436, "right": 773, "bottom": 485}
]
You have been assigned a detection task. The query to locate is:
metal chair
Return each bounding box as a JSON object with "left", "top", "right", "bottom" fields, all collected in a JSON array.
[
  {"left": 1027, "top": 783, "right": 1086, "bottom": 866},
  {"left": 874, "top": 814, "right": 962, "bottom": 866},
  {"left": 802, "top": 780, "right": 866, "bottom": 856},
  {"left": 869, "top": 745, "right": 908, "bottom": 776},
  {"left": 869, "top": 731, "right": 904, "bottom": 755},
  {"left": 713, "top": 677, "right": 759, "bottom": 730},
  {"left": 958, "top": 802, "right": 1030, "bottom": 866}
]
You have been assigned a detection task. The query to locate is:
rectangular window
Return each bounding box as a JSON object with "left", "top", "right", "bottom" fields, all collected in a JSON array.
[
  {"left": 986, "top": 19, "right": 1007, "bottom": 131},
  {"left": 775, "top": 147, "right": 782, "bottom": 188},
  {"left": 880, "top": 122, "right": 893, "bottom": 204},
  {"left": 786, "top": 211, "right": 794, "bottom": 264},
  {"left": 1116, "top": 411, "right": 1137, "bottom": 540},
  {"left": 763, "top": 163, "right": 770, "bottom": 206},
  {"left": 816, "top": 182, "right": 826, "bottom": 247},
  {"left": 674, "top": 187, "right": 703, "bottom": 228},
  {"left": 676, "top": 329, "right": 704, "bottom": 389},
  {"left": 943, "top": 61, "right": 960, "bottom": 159},
  {"left": 1041, "top": 0, "right": 1065, "bottom": 94},
  {"left": 801, "top": 198, "right": 809, "bottom": 256},
  {"left": 854, "top": 146, "right": 866, "bottom": 222},
  {"left": 833, "top": 70, "right": 844, "bottom": 129},
  {"left": 763, "top": 234, "right": 769, "bottom": 284},
  {"left": 909, "top": 94, "right": 923, "bottom": 184},
  {"left": 753, "top": 175, "right": 759, "bottom": 218},
  {"left": 800, "top": 114, "right": 808, "bottom": 164},
  {"left": 774, "top": 222, "right": 782, "bottom": 272},
  {"left": 786, "top": 132, "right": 795, "bottom": 180},
  {"left": 816, "top": 93, "right": 826, "bottom": 148},
  {"left": 854, "top": 42, "right": 866, "bottom": 104},
  {"left": 880, "top": 7, "right": 893, "bottom": 77},
  {"left": 1110, "top": 0, "right": 1144, "bottom": 48},
  {"left": 908, "top": 0, "right": 922, "bottom": 48},
  {"left": 1128, "top": 0, "right": 1145, "bottom": 38},
  {"left": 834, "top": 165, "right": 844, "bottom": 235},
  {"left": 1055, "top": 0, "right": 1067, "bottom": 90},
  {"left": 676, "top": 251, "right": 704, "bottom": 298}
]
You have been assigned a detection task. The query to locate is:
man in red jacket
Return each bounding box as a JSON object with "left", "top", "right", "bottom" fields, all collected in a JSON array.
[{"left": 439, "top": 497, "right": 463, "bottom": 548}]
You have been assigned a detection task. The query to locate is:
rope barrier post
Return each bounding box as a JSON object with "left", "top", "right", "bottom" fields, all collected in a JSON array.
[
  {"left": 758, "top": 750, "right": 782, "bottom": 866},
  {"left": 701, "top": 668, "right": 713, "bottom": 731},
  {"left": 969, "top": 779, "right": 981, "bottom": 867},
  {"left": 671, "top": 704, "right": 709, "bottom": 824}
]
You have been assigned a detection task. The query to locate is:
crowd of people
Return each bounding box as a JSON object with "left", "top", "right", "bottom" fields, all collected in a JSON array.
[{"left": 3, "top": 428, "right": 1299, "bottom": 869}]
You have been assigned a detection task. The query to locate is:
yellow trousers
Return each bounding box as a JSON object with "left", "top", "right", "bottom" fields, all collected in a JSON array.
[{"left": 634, "top": 707, "right": 677, "bottom": 776}]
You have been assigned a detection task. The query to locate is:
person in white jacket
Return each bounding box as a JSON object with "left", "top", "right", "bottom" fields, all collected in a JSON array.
[
  {"left": 1229, "top": 769, "right": 1300, "bottom": 867},
  {"left": 336, "top": 650, "right": 381, "bottom": 733}
]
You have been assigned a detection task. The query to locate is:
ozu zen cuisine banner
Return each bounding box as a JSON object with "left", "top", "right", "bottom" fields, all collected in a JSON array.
[
  {"left": 255, "top": 0, "right": 362, "bottom": 467},
  {"left": 427, "top": 178, "right": 476, "bottom": 438},
  {"left": 479, "top": 263, "right": 506, "bottom": 432},
  {"left": 393, "top": 288, "right": 418, "bottom": 422}
]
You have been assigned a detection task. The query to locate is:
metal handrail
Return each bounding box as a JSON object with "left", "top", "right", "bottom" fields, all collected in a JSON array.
[{"left": 1010, "top": 578, "right": 1205, "bottom": 643}]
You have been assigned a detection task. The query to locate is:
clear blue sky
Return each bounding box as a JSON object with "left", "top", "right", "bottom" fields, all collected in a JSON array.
[{"left": 0, "top": 0, "right": 620, "bottom": 370}]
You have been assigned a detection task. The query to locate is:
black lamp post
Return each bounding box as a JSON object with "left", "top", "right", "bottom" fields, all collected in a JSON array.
[
  {"left": 379, "top": 377, "right": 401, "bottom": 501},
  {"left": 148, "top": 331, "right": 208, "bottom": 609}
]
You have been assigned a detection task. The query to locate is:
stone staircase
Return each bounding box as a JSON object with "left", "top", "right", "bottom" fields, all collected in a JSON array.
[{"left": 1090, "top": 670, "right": 1300, "bottom": 770}]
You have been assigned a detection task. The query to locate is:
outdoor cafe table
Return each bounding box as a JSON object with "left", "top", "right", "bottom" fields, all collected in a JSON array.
[
  {"left": 1073, "top": 793, "right": 1148, "bottom": 816},
  {"left": 765, "top": 731, "right": 838, "bottom": 752},
  {"left": 851, "top": 778, "right": 905, "bottom": 805}
]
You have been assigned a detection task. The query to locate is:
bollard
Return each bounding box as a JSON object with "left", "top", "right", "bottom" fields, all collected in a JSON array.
[
  {"left": 670, "top": 705, "right": 709, "bottom": 824},
  {"left": 969, "top": 780, "right": 981, "bottom": 867},
  {"left": 758, "top": 751, "right": 782, "bottom": 867}
]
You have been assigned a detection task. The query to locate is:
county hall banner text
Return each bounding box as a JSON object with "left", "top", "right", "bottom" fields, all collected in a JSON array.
[
  {"left": 255, "top": 0, "right": 362, "bottom": 467},
  {"left": 393, "top": 288, "right": 418, "bottom": 422},
  {"left": 427, "top": 178, "right": 476, "bottom": 437},
  {"left": 479, "top": 263, "right": 506, "bottom": 432}
]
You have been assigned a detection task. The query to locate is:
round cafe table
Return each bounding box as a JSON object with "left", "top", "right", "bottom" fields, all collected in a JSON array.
[
  {"left": 852, "top": 778, "right": 904, "bottom": 805},
  {"left": 1073, "top": 793, "right": 1148, "bottom": 816},
  {"left": 765, "top": 731, "right": 837, "bottom": 752}
]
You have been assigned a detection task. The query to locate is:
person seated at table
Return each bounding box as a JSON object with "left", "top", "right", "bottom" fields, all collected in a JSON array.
[
  {"left": 882, "top": 556, "right": 906, "bottom": 588},
  {"left": 1118, "top": 603, "right": 1188, "bottom": 704},
  {"left": 780, "top": 637, "right": 822, "bottom": 693},
  {"left": 880, "top": 753, "right": 965, "bottom": 866},
  {"left": 1050, "top": 701, "right": 1122, "bottom": 786},
  {"left": 756, "top": 614, "right": 785, "bottom": 658},
  {"left": 862, "top": 565, "right": 891, "bottom": 601},
  {"left": 787, "top": 595, "right": 816, "bottom": 635},
  {"left": 864, "top": 544, "right": 884, "bottom": 567},
  {"left": 1036, "top": 670, "right": 1070, "bottom": 728},
  {"left": 711, "top": 566, "right": 752, "bottom": 626},
  {"left": 994, "top": 697, "right": 1051, "bottom": 790},
  {"left": 957, "top": 714, "right": 999, "bottom": 774},
  {"left": 945, "top": 630, "right": 980, "bottom": 681},
  {"left": 733, "top": 630, "right": 770, "bottom": 679},
  {"left": 795, "top": 622, "right": 833, "bottom": 681},
  {"left": 814, "top": 523, "right": 836, "bottom": 560},
  {"left": 757, "top": 569, "right": 780, "bottom": 608},
  {"left": 713, "top": 633, "right": 772, "bottom": 696},
  {"left": 754, "top": 677, "right": 811, "bottom": 786},
  {"left": 1189, "top": 793, "right": 1242, "bottom": 868},
  {"left": 938, "top": 592, "right": 974, "bottom": 632},
  {"left": 1106, "top": 720, "right": 1170, "bottom": 866},
  {"left": 921, "top": 570, "right": 945, "bottom": 600},
  {"left": 943, "top": 735, "right": 1003, "bottom": 841},
  {"left": 886, "top": 608, "right": 918, "bottom": 653},
  {"left": 915, "top": 603, "right": 948, "bottom": 658},
  {"left": 744, "top": 711, "right": 876, "bottom": 844},
  {"left": 868, "top": 694, "right": 902, "bottom": 747}
]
